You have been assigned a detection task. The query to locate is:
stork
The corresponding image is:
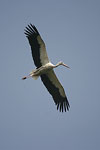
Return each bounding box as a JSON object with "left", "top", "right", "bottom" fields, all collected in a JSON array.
[{"left": 22, "top": 24, "right": 70, "bottom": 112}]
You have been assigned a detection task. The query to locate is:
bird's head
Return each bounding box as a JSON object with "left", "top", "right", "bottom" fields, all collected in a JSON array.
[{"left": 58, "top": 61, "right": 70, "bottom": 68}]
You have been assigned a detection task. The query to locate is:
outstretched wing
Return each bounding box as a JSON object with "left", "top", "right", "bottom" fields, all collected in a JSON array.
[
  {"left": 24, "top": 24, "right": 49, "bottom": 68},
  {"left": 41, "top": 70, "right": 70, "bottom": 112}
]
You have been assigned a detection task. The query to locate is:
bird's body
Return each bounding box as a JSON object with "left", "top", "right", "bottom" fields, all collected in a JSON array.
[
  {"left": 22, "top": 24, "right": 70, "bottom": 112},
  {"left": 27, "top": 62, "right": 54, "bottom": 80},
  {"left": 32, "top": 62, "right": 54, "bottom": 76}
]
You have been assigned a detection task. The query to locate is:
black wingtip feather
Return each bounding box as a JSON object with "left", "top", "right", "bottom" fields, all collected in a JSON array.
[
  {"left": 24, "top": 29, "right": 31, "bottom": 36},
  {"left": 24, "top": 23, "right": 39, "bottom": 37},
  {"left": 56, "top": 100, "right": 70, "bottom": 112},
  {"left": 28, "top": 24, "right": 34, "bottom": 32},
  {"left": 30, "top": 24, "right": 39, "bottom": 35}
]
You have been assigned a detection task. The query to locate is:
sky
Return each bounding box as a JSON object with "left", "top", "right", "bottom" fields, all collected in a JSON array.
[{"left": 0, "top": 0, "right": 100, "bottom": 150}]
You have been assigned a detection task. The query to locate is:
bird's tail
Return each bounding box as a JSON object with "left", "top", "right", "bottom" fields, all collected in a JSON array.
[
  {"left": 29, "top": 71, "right": 39, "bottom": 80},
  {"left": 22, "top": 72, "right": 39, "bottom": 80}
]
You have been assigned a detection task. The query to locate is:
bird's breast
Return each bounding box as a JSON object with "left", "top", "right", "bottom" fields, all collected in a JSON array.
[{"left": 34, "top": 63, "right": 54, "bottom": 76}]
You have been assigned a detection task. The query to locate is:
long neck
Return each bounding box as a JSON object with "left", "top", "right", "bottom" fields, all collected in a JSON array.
[{"left": 53, "top": 62, "right": 61, "bottom": 68}]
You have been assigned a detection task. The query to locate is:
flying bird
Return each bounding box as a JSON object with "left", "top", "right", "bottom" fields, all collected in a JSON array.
[{"left": 22, "top": 24, "right": 70, "bottom": 112}]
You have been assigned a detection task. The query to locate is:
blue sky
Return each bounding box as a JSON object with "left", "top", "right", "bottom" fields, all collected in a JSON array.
[{"left": 0, "top": 0, "right": 100, "bottom": 150}]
